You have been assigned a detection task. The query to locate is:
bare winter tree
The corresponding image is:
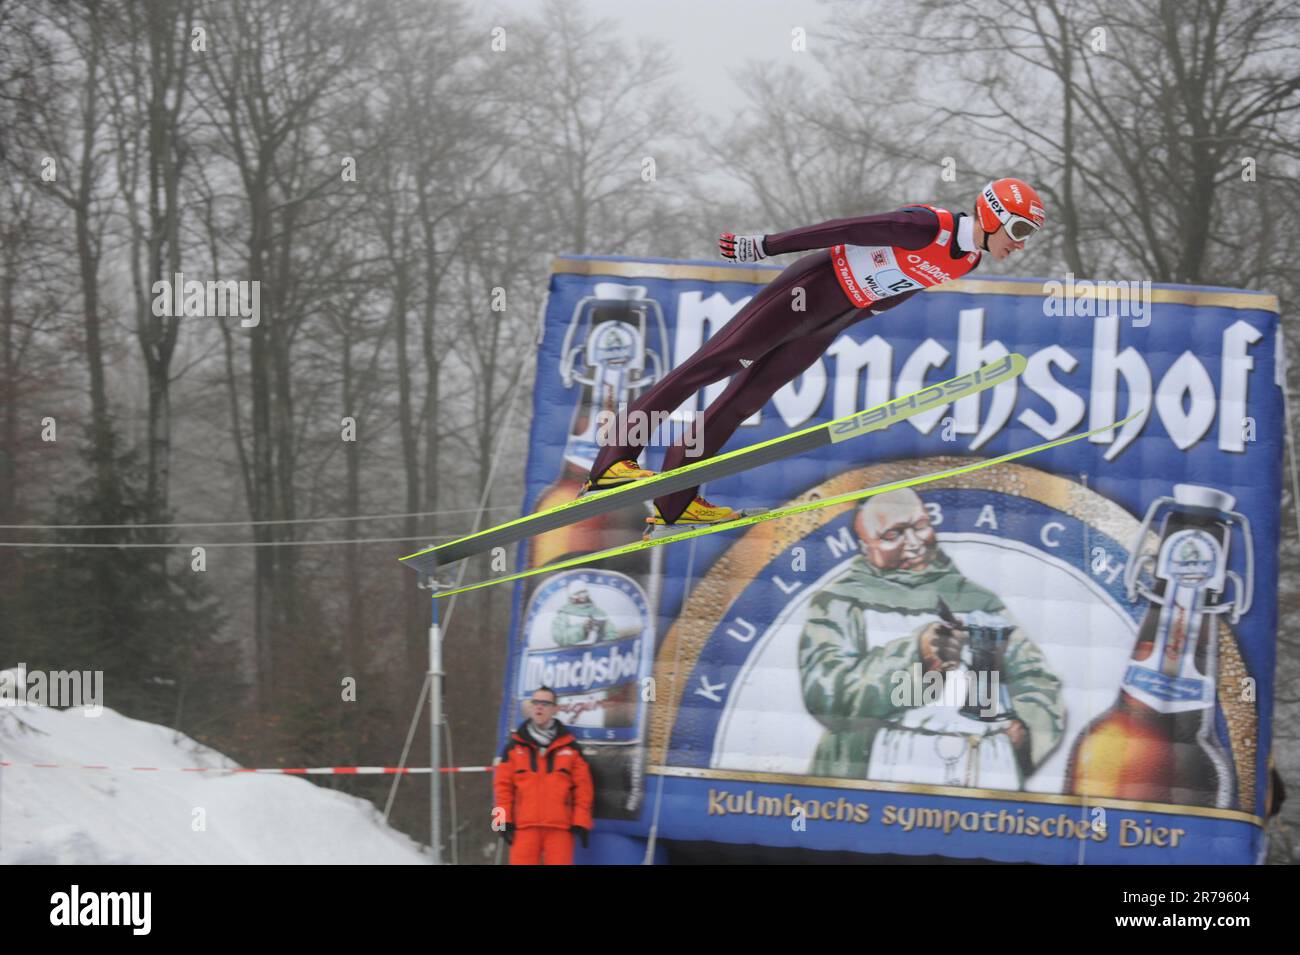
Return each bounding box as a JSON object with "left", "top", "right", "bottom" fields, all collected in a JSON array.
[
  {"left": 503, "top": 0, "right": 694, "bottom": 257},
  {"left": 362, "top": 0, "right": 516, "bottom": 680},
  {"left": 4, "top": 1, "right": 119, "bottom": 501},
  {"left": 0, "top": 138, "right": 69, "bottom": 605},
  {"left": 191, "top": 0, "right": 377, "bottom": 708},
  {"left": 100, "top": 0, "right": 199, "bottom": 524},
  {"left": 834, "top": 0, "right": 1300, "bottom": 283},
  {"left": 0, "top": 2, "right": 68, "bottom": 545},
  {"left": 689, "top": 63, "right": 921, "bottom": 241}
]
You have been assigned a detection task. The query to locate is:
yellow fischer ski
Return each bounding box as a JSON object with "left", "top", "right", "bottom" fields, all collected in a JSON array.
[
  {"left": 400, "top": 353, "right": 1027, "bottom": 574},
  {"left": 427, "top": 412, "right": 1142, "bottom": 599}
]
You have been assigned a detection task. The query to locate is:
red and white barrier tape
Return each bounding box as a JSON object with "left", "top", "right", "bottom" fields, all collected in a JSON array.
[{"left": 0, "top": 761, "right": 490, "bottom": 775}]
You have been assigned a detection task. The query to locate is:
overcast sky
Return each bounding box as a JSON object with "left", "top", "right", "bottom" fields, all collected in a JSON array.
[{"left": 486, "top": 0, "right": 835, "bottom": 118}]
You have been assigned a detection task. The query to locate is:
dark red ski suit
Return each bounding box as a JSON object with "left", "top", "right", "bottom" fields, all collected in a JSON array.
[{"left": 587, "top": 207, "right": 982, "bottom": 522}]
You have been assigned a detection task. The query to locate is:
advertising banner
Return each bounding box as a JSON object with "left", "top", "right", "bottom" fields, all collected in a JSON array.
[{"left": 501, "top": 254, "right": 1281, "bottom": 864}]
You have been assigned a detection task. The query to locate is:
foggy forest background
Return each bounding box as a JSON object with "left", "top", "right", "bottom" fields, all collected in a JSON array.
[{"left": 0, "top": 0, "right": 1296, "bottom": 863}]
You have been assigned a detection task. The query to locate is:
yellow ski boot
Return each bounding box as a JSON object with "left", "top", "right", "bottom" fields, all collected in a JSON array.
[
  {"left": 643, "top": 494, "right": 742, "bottom": 538},
  {"left": 580, "top": 459, "right": 656, "bottom": 495}
]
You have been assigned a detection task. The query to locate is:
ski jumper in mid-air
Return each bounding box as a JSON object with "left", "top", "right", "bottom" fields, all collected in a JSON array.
[{"left": 582, "top": 177, "right": 1047, "bottom": 528}]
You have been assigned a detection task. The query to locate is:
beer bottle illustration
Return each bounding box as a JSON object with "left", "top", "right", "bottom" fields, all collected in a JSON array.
[
  {"left": 1066, "top": 484, "right": 1253, "bottom": 809},
  {"left": 518, "top": 282, "right": 668, "bottom": 820}
]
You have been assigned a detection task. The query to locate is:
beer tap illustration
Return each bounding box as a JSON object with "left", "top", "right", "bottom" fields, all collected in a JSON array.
[{"left": 1067, "top": 484, "right": 1253, "bottom": 809}]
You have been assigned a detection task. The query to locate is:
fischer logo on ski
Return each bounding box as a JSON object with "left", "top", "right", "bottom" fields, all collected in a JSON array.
[{"left": 829, "top": 353, "right": 1018, "bottom": 443}]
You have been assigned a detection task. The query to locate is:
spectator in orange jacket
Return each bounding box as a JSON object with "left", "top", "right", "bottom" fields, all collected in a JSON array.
[{"left": 493, "top": 686, "right": 594, "bottom": 865}]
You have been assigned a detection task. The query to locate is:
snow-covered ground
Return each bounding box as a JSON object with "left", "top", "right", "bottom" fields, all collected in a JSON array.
[{"left": 0, "top": 701, "right": 428, "bottom": 864}]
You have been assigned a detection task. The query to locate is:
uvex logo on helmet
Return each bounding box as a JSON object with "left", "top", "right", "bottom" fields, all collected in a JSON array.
[
  {"left": 982, "top": 186, "right": 1008, "bottom": 219},
  {"left": 976, "top": 177, "right": 1046, "bottom": 237}
]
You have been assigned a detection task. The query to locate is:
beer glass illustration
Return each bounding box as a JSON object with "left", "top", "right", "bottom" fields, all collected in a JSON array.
[
  {"left": 958, "top": 614, "right": 1017, "bottom": 723},
  {"left": 1066, "top": 484, "right": 1253, "bottom": 809}
]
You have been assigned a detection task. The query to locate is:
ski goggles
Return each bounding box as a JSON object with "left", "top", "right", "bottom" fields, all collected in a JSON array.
[{"left": 1003, "top": 214, "right": 1041, "bottom": 242}]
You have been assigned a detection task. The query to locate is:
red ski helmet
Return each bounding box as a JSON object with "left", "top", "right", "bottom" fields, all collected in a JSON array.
[{"left": 976, "top": 178, "right": 1045, "bottom": 241}]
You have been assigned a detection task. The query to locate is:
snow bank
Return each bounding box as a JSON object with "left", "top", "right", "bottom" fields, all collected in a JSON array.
[{"left": 0, "top": 701, "right": 428, "bottom": 865}]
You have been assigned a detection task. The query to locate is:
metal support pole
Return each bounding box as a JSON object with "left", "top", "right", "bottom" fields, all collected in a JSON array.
[{"left": 429, "top": 587, "right": 443, "bottom": 865}]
